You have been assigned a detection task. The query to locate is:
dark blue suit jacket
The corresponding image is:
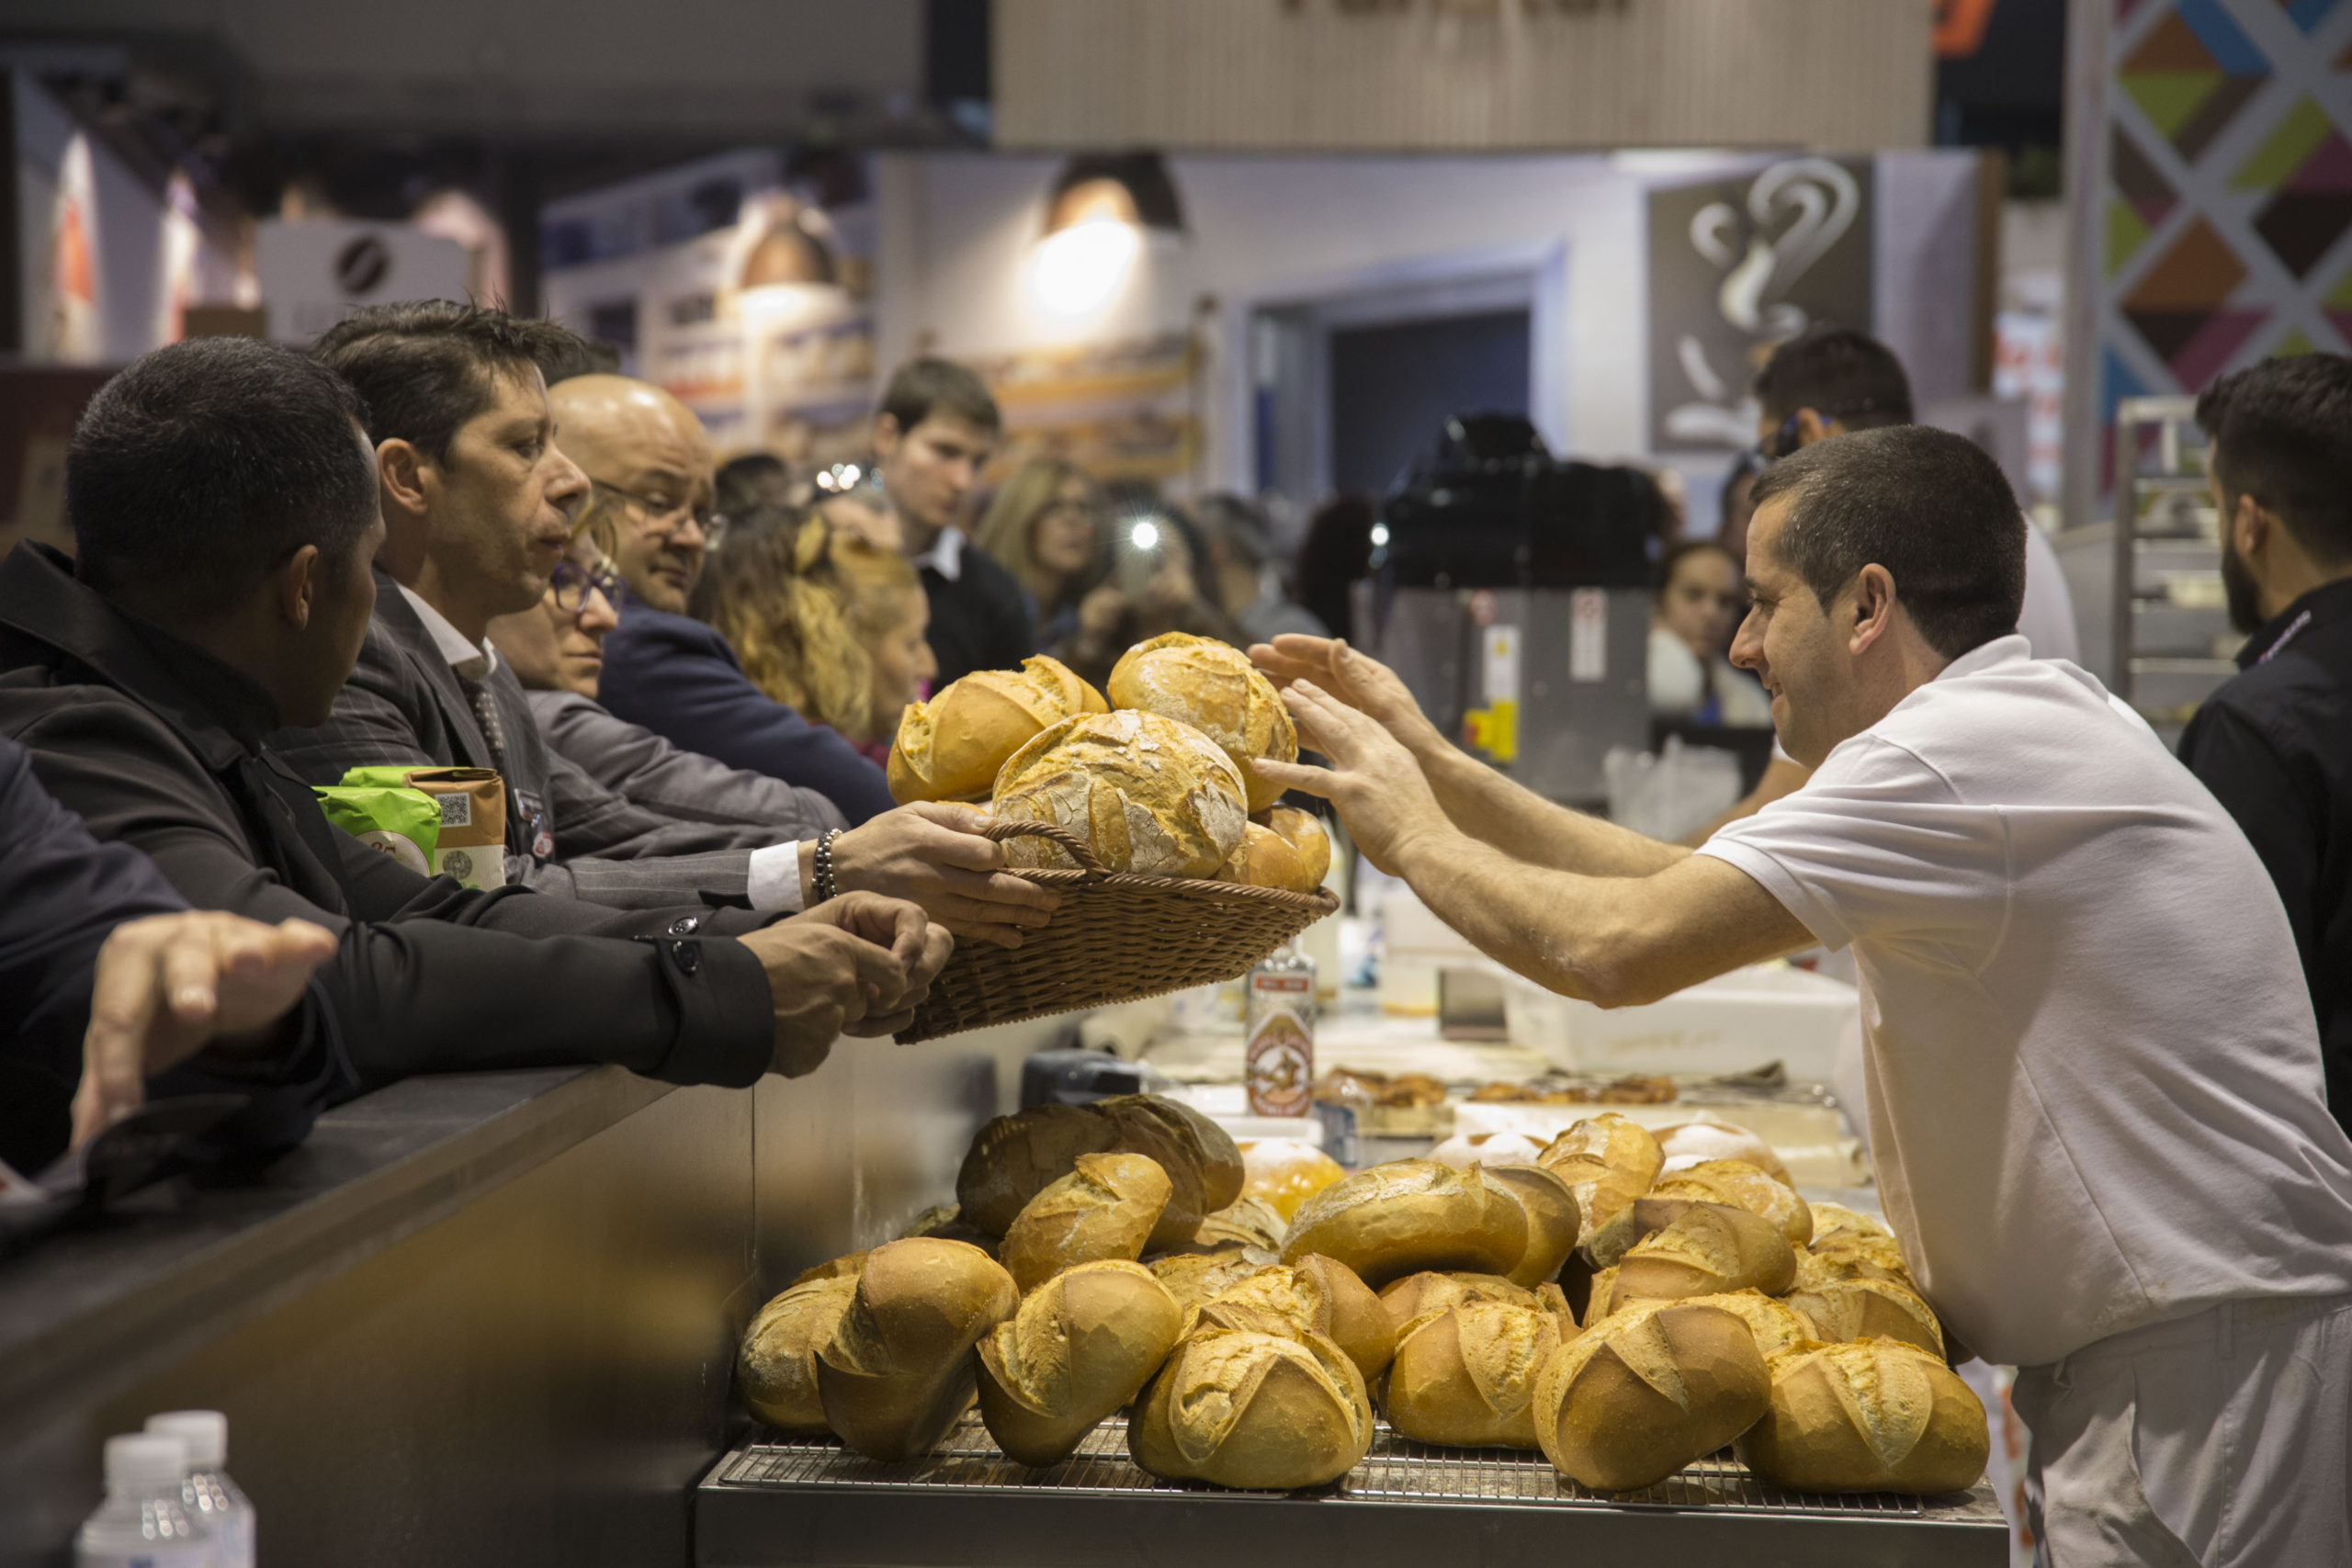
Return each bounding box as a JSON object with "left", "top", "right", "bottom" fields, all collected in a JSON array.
[{"left": 597, "top": 604, "right": 895, "bottom": 826}]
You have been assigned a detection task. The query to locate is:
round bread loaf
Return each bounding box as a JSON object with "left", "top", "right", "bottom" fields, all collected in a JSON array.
[
  {"left": 977, "top": 1259, "right": 1183, "bottom": 1466},
  {"left": 991, "top": 708, "right": 1249, "bottom": 877},
  {"left": 1376, "top": 1271, "right": 1556, "bottom": 1338},
  {"left": 1537, "top": 1113, "right": 1664, "bottom": 1247},
  {"left": 1533, "top": 1299, "right": 1770, "bottom": 1491},
  {"left": 1000, "top": 1152, "right": 1174, "bottom": 1293},
  {"left": 786, "top": 1250, "right": 869, "bottom": 1288},
  {"left": 1807, "top": 1201, "right": 1894, "bottom": 1244},
  {"left": 1128, "top": 1325, "right": 1373, "bottom": 1490},
  {"left": 1483, "top": 1164, "right": 1582, "bottom": 1289},
  {"left": 1148, "top": 1247, "right": 1277, "bottom": 1312},
  {"left": 1607, "top": 1201, "right": 1798, "bottom": 1313},
  {"left": 1649, "top": 1159, "right": 1813, "bottom": 1248},
  {"left": 957, "top": 1094, "right": 1245, "bottom": 1250},
  {"left": 1193, "top": 1253, "right": 1396, "bottom": 1382},
  {"left": 815, "top": 1238, "right": 1019, "bottom": 1461},
  {"left": 1235, "top": 1139, "right": 1345, "bottom": 1222},
  {"left": 1587, "top": 1196, "right": 1708, "bottom": 1269},
  {"left": 1281, "top": 1160, "right": 1530, "bottom": 1289},
  {"left": 1795, "top": 1229, "right": 1917, "bottom": 1292},
  {"left": 1680, "top": 1289, "right": 1815, "bottom": 1360},
  {"left": 1741, "top": 1340, "right": 1989, "bottom": 1495},
  {"left": 738, "top": 1274, "right": 859, "bottom": 1433},
  {"left": 888, "top": 654, "right": 1107, "bottom": 803},
  {"left": 1106, "top": 632, "right": 1299, "bottom": 814},
  {"left": 1261, "top": 806, "right": 1330, "bottom": 886},
  {"left": 1786, "top": 1278, "right": 1945, "bottom": 1359},
  {"left": 1386, "top": 1296, "right": 1577, "bottom": 1450},
  {"left": 1655, "top": 1122, "right": 1791, "bottom": 1185},
  {"left": 1217, "top": 821, "right": 1317, "bottom": 892},
  {"left": 1193, "top": 1194, "right": 1287, "bottom": 1252}
]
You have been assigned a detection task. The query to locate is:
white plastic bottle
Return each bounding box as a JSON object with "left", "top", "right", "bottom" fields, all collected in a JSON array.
[
  {"left": 75, "top": 1433, "right": 214, "bottom": 1568},
  {"left": 146, "top": 1412, "right": 254, "bottom": 1568}
]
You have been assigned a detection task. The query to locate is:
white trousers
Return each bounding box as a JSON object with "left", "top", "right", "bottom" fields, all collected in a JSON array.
[{"left": 2012, "top": 1292, "right": 2352, "bottom": 1568}]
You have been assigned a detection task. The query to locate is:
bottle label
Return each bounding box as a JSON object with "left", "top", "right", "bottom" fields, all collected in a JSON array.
[{"left": 1246, "top": 1009, "right": 1315, "bottom": 1116}]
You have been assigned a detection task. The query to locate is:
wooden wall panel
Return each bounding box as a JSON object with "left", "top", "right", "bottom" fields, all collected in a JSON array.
[{"left": 995, "top": 0, "right": 1933, "bottom": 152}]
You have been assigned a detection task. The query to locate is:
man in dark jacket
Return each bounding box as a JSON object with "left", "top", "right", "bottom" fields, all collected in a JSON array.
[
  {"left": 2178, "top": 353, "right": 2352, "bottom": 1135},
  {"left": 0, "top": 335, "right": 946, "bottom": 1105}
]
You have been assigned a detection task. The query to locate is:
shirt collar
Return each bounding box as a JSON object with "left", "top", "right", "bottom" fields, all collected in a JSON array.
[
  {"left": 396, "top": 583, "right": 498, "bottom": 680},
  {"left": 1931, "top": 632, "right": 2032, "bottom": 683},
  {"left": 2237, "top": 578, "right": 2352, "bottom": 671},
  {"left": 908, "top": 525, "right": 965, "bottom": 582}
]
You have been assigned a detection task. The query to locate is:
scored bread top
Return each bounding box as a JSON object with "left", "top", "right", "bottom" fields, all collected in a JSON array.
[
  {"left": 1537, "top": 1113, "right": 1665, "bottom": 1244},
  {"left": 1162, "top": 1327, "right": 1369, "bottom": 1463},
  {"left": 823, "top": 1237, "right": 1018, "bottom": 1377},
  {"left": 1682, "top": 1289, "right": 1815, "bottom": 1359},
  {"left": 1650, "top": 1159, "right": 1814, "bottom": 1248},
  {"left": 992, "top": 708, "right": 1249, "bottom": 878},
  {"left": 984, "top": 1259, "right": 1177, "bottom": 1415},
  {"left": 1106, "top": 633, "right": 1299, "bottom": 814},
  {"left": 889, "top": 655, "right": 1109, "bottom": 803}
]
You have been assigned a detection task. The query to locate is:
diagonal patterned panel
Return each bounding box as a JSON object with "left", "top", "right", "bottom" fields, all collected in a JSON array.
[
  {"left": 2235, "top": 96, "right": 2352, "bottom": 276},
  {"left": 2109, "top": 125, "right": 2181, "bottom": 276},
  {"left": 2275, "top": 0, "right": 2343, "bottom": 33},
  {"left": 2121, "top": 217, "right": 2269, "bottom": 384},
  {"left": 2120, "top": 4, "right": 2274, "bottom": 161},
  {"left": 2328, "top": 260, "right": 2352, "bottom": 344}
]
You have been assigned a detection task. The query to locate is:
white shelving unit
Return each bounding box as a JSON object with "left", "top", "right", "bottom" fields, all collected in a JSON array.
[{"left": 2109, "top": 395, "right": 2240, "bottom": 745}]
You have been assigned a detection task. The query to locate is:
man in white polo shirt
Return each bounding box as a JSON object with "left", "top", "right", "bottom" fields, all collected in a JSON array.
[{"left": 1254, "top": 425, "right": 2352, "bottom": 1566}]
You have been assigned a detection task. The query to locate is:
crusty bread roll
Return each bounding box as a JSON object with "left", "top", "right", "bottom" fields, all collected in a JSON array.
[
  {"left": 1607, "top": 1201, "right": 1797, "bottom": 1312},
  {"left": 1482, "top": 1164, "right": 1581, "bottom": 1289},
  {"left": 1386, "top": 1295, "right": 1577, "bottom": 1450},
  {"left": 1587, "top": 1196, "right": 1706, "bottom": 1269},
  {"left": 738, "top": 1274, "right": 859, "bottom": 1433},
  {"left": 977, "top": 1260, "right": 1183, "bottom": 1466},
  {"left": 1681, "top": 1289, "right": 1815, "bottom": 1359},
  {"left": 1786, "top": 1278, "right": 1944, "bottom": 1359},
  {"left": 1261, "top": 806, "right": 1330, "bottom": 887},
  {"left": 1537, "top": 1113, "right": 1664, "bottom": 1247},
  {"left": 1217, "top": 821, "right": 1318, "bottom": 893},
  {"left": 1533, "top": 1298, "right": 1770, "bottom": 1491},
  {"left": 888, "top": 654, "right": 1108, "bottom": 804},
  {"left": 1655, "top": 1122, "right": 1790, "bottom": 1185},
  {"left": 1281, "top": 1160, "right": 1530, "bottom": 1289},
  {"left": 1795, "top": 1229, "right": 1917, "bottom": 1292},
  {"left": 1107, "top": 632, "right": 1299, "bottom": 814},
  {"left": 1001, "top": 1152, "right": 1174, "bottom": 1292},
  {"left": 1649, "top": 1159, "right": 1813, "bottom": 1249},
  {"left": 992, "top": 708, "right": 1249, "bottom": 878},
  {"left": 1193, "top": 1194, "right": 1287, "bottom": 1252},
  {"left": 1128, "top": 1326, "right": 1373, "bottom": 1489},
  {"left": 1377, "top": 1271, "right": 1557, "bottom": 1338},
  {"left": 1808, "top": 1201, "right": 1894, "bottom": 1244},
  {"left": 1236, "top": 1139, "right": 1345, "bottom": 1222},
  {"left": 787, "top": 1250, "right": 869, "bottom": 1288},
  {"left": 1193, "top": 1253, "right": 1396, "bottom": 1382},
  {"left": 957, "top": 1094, "right": 1245, "bottom": 1250},
  {"left": 1148, "top": 1247, "right": 1277, "bottom": 1312},
  {"left": 1741, "top": 1340, "right": 1989, "bottom": 1495},
  {"left": 815, "top": 1238, "right": 1019, "bottom": 1461}
]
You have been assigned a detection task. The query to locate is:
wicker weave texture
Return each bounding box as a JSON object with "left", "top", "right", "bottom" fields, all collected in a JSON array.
[{"left": 896, "top": 819, "right": 1338, "bottom": 1043}]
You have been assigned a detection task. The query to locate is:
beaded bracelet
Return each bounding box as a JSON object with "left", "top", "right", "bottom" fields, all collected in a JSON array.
[{"left": 812, "top": 829, "right": 842, "bottom": 904}]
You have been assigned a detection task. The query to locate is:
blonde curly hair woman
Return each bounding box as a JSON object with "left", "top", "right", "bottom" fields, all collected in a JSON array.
[{"left": 692, "top": 504, "right": 936, "bottom": 761}]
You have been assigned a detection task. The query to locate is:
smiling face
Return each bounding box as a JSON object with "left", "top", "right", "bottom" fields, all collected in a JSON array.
[
  {"left": 1728, "top": 495, "right": 1872, "bottom": 769},
  {"left": 419, "top": 365, "right": 587, "bottom": 627}
]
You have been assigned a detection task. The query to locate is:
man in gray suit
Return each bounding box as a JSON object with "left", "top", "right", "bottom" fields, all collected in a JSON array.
[{"left": 274, "top": 302, "right": 1056, "bottom": 947}]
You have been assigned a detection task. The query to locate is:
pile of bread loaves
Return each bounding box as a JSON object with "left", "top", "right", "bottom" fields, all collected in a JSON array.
[
  {"left": 887, "top": 636, "right": 1331, "bottom": 894},
  {"left": 737, "top": 1097, "right": 1989, "bottom": 1496}
]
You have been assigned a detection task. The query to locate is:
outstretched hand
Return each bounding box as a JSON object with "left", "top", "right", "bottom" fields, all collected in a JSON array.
[
  {"left": 1249, "top": 636, "right": 1444, "bottom": 756},
  {"left": 1253, "top": 680, "right": 1453, "bottom": 875}
]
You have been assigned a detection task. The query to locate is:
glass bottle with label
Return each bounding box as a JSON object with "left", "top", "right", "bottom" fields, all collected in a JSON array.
[{"left": 1245, "top": 942, "right": 1317, "bottom": 1116}]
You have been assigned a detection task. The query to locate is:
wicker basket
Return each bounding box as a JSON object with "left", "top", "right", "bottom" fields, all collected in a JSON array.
[{"left": 895, "top": 818, "right": 1340, "bottom": 1043}]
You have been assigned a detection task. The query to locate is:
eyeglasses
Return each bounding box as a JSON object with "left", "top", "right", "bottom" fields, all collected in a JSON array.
[
  {"left": 588, "top": 476, "right": 729, "bottom": 547},
  {"left": 549, "top": 558, "right": 626, "bottom": 614}
]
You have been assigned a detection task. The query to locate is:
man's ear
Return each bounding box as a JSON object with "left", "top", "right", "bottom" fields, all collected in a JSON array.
[
  {"left": 2232, "top": 491, "right": 2270, "bottom": 558},
  {"left": 1794, "top": 408, "right": 1838, "bottom": 448},
  {"left": 871, "top": 412, "right": 903, "bottom": 461},
  {"left": 275, "top": 545, "right": 322, "bottom": 632},
  {"left": 377, "top": 439, "right": 431, "bottom": 519},
  {"left": 1846, "top": 563, "right": 1899, "bottom": 656}
]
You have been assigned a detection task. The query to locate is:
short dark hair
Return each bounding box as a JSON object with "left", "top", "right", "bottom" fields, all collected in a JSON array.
[
  {"left": 716, "top": 452, "right": 788, "bottom": 516},
  {"left": 1657, "top": 537, "right": 1736, "bottom": 599},
  {"left": 1753, "top": 325, "right": 1915, "bottom": 430},
  {"left": 1193, "top": 492, "right": 1276, "bottom": 570},
  {"left": 879, "top": 356, "right": 1000, "bottom": 435},
  {"left": 1749, "top": 425, "right": 2024, "bottom": 659},
  {"left": 313, "top": 300, "right": 588, "bottom": 461},
  {"left": 69, "top": 337, "right": 378, "bottom": 609},
  {"left": 2196, "top": 354, "right": 2352, "bottom": 565}
]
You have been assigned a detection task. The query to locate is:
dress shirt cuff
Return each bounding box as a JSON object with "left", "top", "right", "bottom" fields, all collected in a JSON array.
[{"left": 747, "top": 841, "right": 811, "bottom": 912}]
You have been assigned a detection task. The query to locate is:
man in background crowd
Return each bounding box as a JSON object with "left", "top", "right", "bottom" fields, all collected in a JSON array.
[
  {"left": 1193, "top": 492, "right": 1328, "bottom": 646},
  {"left": 2180, "top": 352, "right": 2352, "bottom": 1139},
  {"left": 0, "top": 335, "right": 944, "bottom": 1107},
  {"left": 871, "top": 357, "right": 1034, "bottom": 687}
]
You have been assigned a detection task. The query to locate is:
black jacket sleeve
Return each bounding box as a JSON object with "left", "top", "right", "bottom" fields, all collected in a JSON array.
[
  {"left": 2179, "top": 699, "right": 2324, "bottom": 976},
  {"left": 12, "top": 703, "right": 776, "bottom": 1094}
]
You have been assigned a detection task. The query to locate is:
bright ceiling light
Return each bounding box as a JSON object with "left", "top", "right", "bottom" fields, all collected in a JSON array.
[{"left": 1029, "top": 219, "right": 1141, "bottom": 319}]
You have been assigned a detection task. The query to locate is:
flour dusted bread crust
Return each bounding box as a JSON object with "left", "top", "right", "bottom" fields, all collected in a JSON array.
[
  {"left": 738, "top": 1275, "right": 860, "bottom": 1433},
  {"left": 815, "top": 1238, "right": 1019, "bottom": 1461},
  {"left": 1786, "top": 1278, "right": 1945, "bottom": 1358},
  {"left": 1377, "top": 1271, "right": 1558, "bottom": 1338},
  {"left": 991, "top": 708, "right": 1249, "bottom": 877},
  {"left": 1261, "top": 806, "right": 1330, "bottom": 887},
  {"left": 1148, "top": 1247, "right": 1277, "bottom": 1312},
  {"left": 1218, "top": 821, "right": 1317, "bottom": 892},
  {"left": 1649, "top": 1159, "right": 1813, "bottom": 1248},
  {"left": 1607, "top": 1201, "right": 1797, "bottom": 1313},
  {"left": 956, "top": 1094, "right": 1245, "bottom": 1249},
  {"left": 977, "top": 1260, "right": 1183, "bottom": 1466},
  {"left": 1189, "top": 1254, "right": 1396, "bottom": 1382},
  {"left": 1656, "top": 1122, "right": 1791, "bottom": 1184},
  {"left": 1740, "top": 1340, "right": 1989, "bottom": 1495},
  {"left": 1107, "top": 633, "right": 1299, "bottom": 814},
  {"left": 1683, "top": 1289, "right": 1816, "bottom": 1360},
  {"left": 1482, "top": 1164, "right": 1581, "bottom": 1289},
  {"left": 888, "top": 654, "right": 1108, "bottom": 803},
  {"left": 1533, "top": 1299, "right": 1770, "bottom": 1491},
  {"left": 1193, "top": 1194, "right": 1288, "bottom": 1252},
  {"left": 1128, "top": 1325, "right": 1373, "bottom": 1489},
  {"left": 1386, "top": 1295, "right": 1577, "bottom": 1450},
  {"left": 1000, "top": 1152, "right": 1173, "bottom": 1292},
  {"left": 1795, "top": 1229, "right": 1918, "bottom": 1292},
  {"left": 1538, "top": 1113, "right": 1664, "bottom": 1247},
  {"left": 1807, "top": 1201, "right": 1894, "bottom": 1245},
  {"left": 1281, "top": 1160, "right": 1529, "bottom": 1289}
]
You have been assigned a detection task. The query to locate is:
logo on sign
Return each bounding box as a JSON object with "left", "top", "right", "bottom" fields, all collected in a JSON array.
[{"left": 334, "top": 235, "right": 392, "bottom": 295}]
